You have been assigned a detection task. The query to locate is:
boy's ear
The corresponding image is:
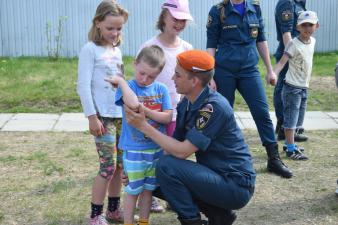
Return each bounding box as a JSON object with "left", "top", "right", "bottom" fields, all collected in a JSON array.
[{"left": 316, "top": 23, "right": 320, "bottom": 29}]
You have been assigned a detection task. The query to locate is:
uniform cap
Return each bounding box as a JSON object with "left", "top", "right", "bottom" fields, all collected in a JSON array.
[
  {"left": 177, "top": 50, "right": 215, "bottom": 73},
  {"left": 162, "top": 0, "right": 193, "bottom": 21},
  {"left": 297, "top": 11, "right": 318, "bottom": 25}
]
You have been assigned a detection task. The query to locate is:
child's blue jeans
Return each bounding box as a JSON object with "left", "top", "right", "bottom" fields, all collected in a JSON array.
[{"left": 282, "top": 83, "right": 308, "bottom": 130}]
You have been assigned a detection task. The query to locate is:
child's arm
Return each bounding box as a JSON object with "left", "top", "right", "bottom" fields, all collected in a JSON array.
[
  {"left": 142, "top": 107, "right": 173, "bottom": 124},
  {"left": 142, "top": 85, "right": 173, "bottom": 124},
  {"left": 273, "top": 53, "right": 290, "bottom": 76},
  {"left": 105, "top": 76, "right": 139, "bottom": 110}
]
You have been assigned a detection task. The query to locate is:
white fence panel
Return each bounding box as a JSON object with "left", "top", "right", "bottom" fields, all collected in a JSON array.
[{"left": 0, "top": 0, "right": 337, "bottom": 57}]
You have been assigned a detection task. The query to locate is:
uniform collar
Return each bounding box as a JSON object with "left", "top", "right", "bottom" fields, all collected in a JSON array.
[
  {"left": 188, "top": 87, "right": 210, "bottom": 111},
  {"left": 227, "top": 1, "right": 256, "bottom": 15}
]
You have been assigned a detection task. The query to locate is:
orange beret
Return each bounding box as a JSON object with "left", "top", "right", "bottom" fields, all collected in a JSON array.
[{"left": 177, "top": 50, "right": 215, "bottom": 73}]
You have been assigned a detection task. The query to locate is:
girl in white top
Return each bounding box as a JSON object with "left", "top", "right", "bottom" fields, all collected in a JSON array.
[
  {"left": 137, "top": 0, "right": 193, "bottom": 214},
  {"left": 139, "top": 0, "right": 193, "bottom": 137},
  {"left": 77, "top": 1, "right": 128, "bottom": 224}
]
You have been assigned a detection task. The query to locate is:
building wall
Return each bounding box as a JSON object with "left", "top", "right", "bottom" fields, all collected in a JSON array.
[{"left": 0, "top": 0, "right": 337, "bottom": 57}]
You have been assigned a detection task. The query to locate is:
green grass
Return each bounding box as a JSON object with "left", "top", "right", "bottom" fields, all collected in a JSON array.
[
  {"left": 0, "top": 52, "right": 337, "bottom": 113},
  {"left": 0, "top": 131, "right": 337, "bottom": 225}
]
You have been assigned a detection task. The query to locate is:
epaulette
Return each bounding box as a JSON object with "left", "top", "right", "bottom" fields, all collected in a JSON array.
[{"left": 252, "top": 0, "right": 260, "bottom": 6}]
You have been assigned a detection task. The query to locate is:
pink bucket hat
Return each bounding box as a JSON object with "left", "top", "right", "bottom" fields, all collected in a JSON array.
[{"left": 162, "top": 0, "right": 193, "bottom": 21}]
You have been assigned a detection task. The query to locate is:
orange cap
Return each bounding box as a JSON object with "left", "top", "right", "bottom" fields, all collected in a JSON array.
[{"left": 177, "top": 50, "right": 215, "bottom": 73}]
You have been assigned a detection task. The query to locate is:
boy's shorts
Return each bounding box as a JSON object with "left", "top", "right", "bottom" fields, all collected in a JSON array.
[
  {"left": 282, "top": 84, "right": 307, "bottom": 129},
  {"left": 123, "top": 147, "right": 163, "bottom": 195},
  {"left": 95, "top": 117, "right": 122, "bottom": 180}
]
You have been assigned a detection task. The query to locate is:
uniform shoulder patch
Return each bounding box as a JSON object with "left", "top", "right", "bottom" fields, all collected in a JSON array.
[
  {"left": 252, "top": 0, "right": 260, "bottom": 5},
  {"left": 196, "top": 104, "right": 213, "bottom": 130},
  {"left": 281, "top": 10, "right": 292, "bottom": 21}
]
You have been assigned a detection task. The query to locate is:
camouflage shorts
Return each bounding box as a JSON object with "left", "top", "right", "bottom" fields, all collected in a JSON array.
[{"left": 94, "top": 117, "right": 122, "bottom": 180}]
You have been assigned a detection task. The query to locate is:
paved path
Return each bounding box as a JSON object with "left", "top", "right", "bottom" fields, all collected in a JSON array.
[{"left": 1, "top": 112, "right": 338, "bottom": 132}]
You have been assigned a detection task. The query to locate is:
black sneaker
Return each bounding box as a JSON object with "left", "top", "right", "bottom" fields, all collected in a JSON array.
[
  {"left": 294, "top": 128, "right": 308, "bottom": 142},
  {"left": 283, "top": 144, "right": 305, "bottom": 152},
  {"left": 286, "top": 148, "right": 309, "bottom": 160}
]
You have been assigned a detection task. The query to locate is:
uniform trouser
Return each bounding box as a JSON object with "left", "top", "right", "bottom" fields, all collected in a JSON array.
[
  {"left": 273, "top": 61, "right": 289, "bottom": 123},
  {"left": 154, "top": 155, "right": 254, "bottom": 220},
  {"left": 214, "top": 66, "right": 276, "bottom": 146}
]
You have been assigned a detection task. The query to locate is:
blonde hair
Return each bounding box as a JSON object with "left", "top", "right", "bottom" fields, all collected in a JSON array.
[
  {"left": 88, "top": 0, "right": 128, "bottom": 46},
  {"left": 136, "top": 45, "right": 166, "bottom": 73}
]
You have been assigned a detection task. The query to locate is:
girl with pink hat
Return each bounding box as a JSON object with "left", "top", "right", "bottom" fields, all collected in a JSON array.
[{"left": 137, "top": 0, "right": 194, "bottom": 214}]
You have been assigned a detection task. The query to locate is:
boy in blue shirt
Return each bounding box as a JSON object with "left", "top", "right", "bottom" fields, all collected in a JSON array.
[{"left": 105, "top": 45, "right": 172, "bottom": 225}]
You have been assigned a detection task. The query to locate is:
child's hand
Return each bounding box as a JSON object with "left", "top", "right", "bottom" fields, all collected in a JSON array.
[{"left": 104, "top": 75, "right": 122, "bottom": 88}]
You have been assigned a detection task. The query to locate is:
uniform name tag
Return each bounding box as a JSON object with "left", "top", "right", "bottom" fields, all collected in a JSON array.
[{"left": 223, "top": 25, "right": 237, "bottom": 29}]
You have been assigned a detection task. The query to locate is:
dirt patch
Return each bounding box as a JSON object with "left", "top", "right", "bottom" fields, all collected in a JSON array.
[{"left": 310, "top": 76, "right": 337, "bottom": 92}]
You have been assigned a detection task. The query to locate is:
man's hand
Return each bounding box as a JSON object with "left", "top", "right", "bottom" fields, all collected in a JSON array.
[
  {"left": 124, "top": 104, "right": 147, "bottom": 129},
  {"left": 265, "top": 70, "right": 277, "bottom": 86}
]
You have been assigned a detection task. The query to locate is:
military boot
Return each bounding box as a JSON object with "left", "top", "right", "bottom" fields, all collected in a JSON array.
[
  {"left": 266, "top": 143, "right": 293, "bottom": 178},
  {"left": 178, "top": 217, "right": 203, "bottom": 225},
  {"left": 197, "top": 202, "right": 236, "bottom": 225}
]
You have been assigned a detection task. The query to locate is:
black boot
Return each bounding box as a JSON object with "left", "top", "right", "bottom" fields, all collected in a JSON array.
[
  {"left": 197, "top": 202, "right": 236, "bottom": 225},
  {"left": 179, "top": 217, "right": 203, "bottom": 225},
  {"left": 266, "top": 143, "right": 293, "bottom": 178},
  {"left": 275, "top": 119, "right": 283, "bottom": 134},
  {"left": 277, "top": 126, "right": 285, "bottom": 141}
]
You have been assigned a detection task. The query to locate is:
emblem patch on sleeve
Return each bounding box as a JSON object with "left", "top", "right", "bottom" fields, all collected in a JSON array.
[
  {"left": 282, "top": 10, "right": 292, "bottom": 21},
  {"left": 196, "top": 104, "right": 213, "bottom": 129},
  {"left": 251, "top": 27, "right": 258, "bottom": 38}
]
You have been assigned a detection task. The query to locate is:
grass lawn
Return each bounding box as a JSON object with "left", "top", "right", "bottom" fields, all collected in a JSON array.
[
  {"left": 0, "top": 52, "right": 337, "bottom": 113},
  {"left": 0, "top": 130, "right": 337, "bottom": 225}
]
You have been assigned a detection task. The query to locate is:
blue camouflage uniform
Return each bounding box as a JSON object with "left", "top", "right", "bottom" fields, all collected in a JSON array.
[
  {"left": 155, "top": 87, "right": 255, "bottom": 220},
  {"left": 273, "top": 0, "right": 306, "bottom": 123},
  {"left": 206, "top": 0, "right": 276, "bottom": 146}
]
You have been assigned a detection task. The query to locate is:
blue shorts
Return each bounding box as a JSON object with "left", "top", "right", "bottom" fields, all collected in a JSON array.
[
  {"left": 282, "top": 83, "right": 307, "bottom": 129},
  {"left": 123, "top": 147, "right": 163, "bottom": 195}
]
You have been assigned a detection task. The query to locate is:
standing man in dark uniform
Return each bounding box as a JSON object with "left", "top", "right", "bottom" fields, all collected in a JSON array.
[
  {"left": 274, "top": 0, "right": 308, "bottom": 141},
  {"left": 124, "top": 50, "right": 255, "bottom": 225},
  {"left": 206, "top": 0, "right": 293, "bottom": 178}
]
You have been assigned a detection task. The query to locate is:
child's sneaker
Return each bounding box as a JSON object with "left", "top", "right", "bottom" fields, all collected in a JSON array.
[
  {"left": 89, "top": 215, "right": 108, "bottom": 225},
  {"left": 105, "top": 208, "right": 123, "bottom": 223},
  {"left": 150, "top": 197, "right": 165, "bottom": 213},
  {"left": 286, "top": 148, "right": 309, "bottom": 160},
  {"left": 335, "top": 180, "right": 338, "bottom": 196}
]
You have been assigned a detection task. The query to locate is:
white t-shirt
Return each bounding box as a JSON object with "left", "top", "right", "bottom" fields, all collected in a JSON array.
[
  {"left": 77, "top": 42, "right": 123, "bottom": 118},
  {"left": 139, "top": 36, "right": 193, "bottom": 120},
  {"left": 284, "top": 36, "right": 316, "bottom": 88}
]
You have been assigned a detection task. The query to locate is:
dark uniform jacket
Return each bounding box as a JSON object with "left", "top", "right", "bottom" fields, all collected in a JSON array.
[{"left": 173, "top": 87, "right": 256, "bottom": 188}]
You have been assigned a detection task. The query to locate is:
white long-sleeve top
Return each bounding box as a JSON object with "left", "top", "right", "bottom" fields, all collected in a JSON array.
[{"left": 77, "top": 42, "right": 122, "bottom": 118}]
